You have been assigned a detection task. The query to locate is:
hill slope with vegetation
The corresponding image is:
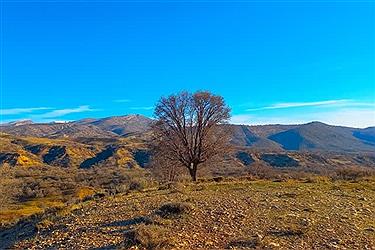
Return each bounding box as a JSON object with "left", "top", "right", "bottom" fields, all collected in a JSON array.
[
  {"left": 3, "top": 178, "right": 374, "bottom": 249},
  {"left": 2, "top": 115, "right": 374, "bottom": 153}
]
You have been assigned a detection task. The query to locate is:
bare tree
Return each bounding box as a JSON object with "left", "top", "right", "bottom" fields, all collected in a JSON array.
[{"left": 152, "top": 91, "right": 232, "bottom": 181}]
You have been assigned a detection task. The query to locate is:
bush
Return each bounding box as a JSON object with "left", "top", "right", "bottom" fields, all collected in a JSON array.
[
  {"left": 36, "top": 218, "right": 53, "bottom": 231},
  {"left": 239, "top": 175, "right": 257, "bottom": 181},
  {"left": 0, "top": 166, "right": 22, "bottom": 209},
  {"left": 212, "top": 176, "right": 224, "bottom": 182},
  {"left": 304, "top": 175, "right": 331, "bottom": 183},
  {"left": 75, "top": 187, "right": 96, "bottom": 201},
  {"left": 156, "top": 202, "right": 193, "bottom": 218},
  {"left": 158, "top": 182, "right": 185, "bottom": 193},
  {"left": 114, "top": 184, "right": 129, "bottom": 194},
  {"left": 128, "top": 179, "right": 146, "bottom": 191},
  {"left": 124, "top": 224, "right": 170, "bottom": 249},
  {"left": 247, "top": 162, "right": 279, "bottom": 179},
  {"left": 334, "top": 167, "right": 375, "bottom": 181}
]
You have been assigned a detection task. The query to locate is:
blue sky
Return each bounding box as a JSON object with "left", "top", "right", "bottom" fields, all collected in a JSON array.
[{"left": 1, "top": 0, "right": 374, "bottom": 127}]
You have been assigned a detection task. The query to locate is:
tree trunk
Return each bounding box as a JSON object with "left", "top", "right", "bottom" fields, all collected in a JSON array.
[{"left": 189, "top": 163, "right": 198, "bottom": 181}]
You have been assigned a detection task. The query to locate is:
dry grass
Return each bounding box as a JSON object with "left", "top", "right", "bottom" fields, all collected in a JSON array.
[
  {"left": 10, "top": 177, "right": 375, "bottom": 249},
  {"left": 75, "top": 187, "right": 97, "bottom": 201},
  {"left": 0, "top": 165, "right": 154, "bottom": 225},
  {"left": 0, "top": 197, "right": 64, "bottom": 224},
  {"left": 125, "top": 224, "right": 170, "bottom": 249}
]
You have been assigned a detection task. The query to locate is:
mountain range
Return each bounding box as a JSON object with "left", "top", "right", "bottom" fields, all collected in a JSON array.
[{"left": 1, "top": 115, "right": 374, "bottom": 172}]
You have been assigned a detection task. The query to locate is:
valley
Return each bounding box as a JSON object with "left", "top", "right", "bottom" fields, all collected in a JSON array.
[
  {"left": 1, "top": 115, "right": 374, "bottom": 172},
  {"left": 1, "top": 115, "right": 374, "bottom": 249}
]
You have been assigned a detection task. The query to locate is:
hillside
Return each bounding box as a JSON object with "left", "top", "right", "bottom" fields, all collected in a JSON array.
[
  {"left": 2, "top": 116, "right": 374, "bottom": 153},
  {"left": 2, "top": 132, "right": 375, "bottom": 173},
  {"left": 1, "top": 116, "right": 375, "bottom": 171},
  {"left": 0, "top": 134, "right": 44, "bottom": 167},
  {"left": 1, "top": 118, "right": 375, "bottom": 249},
  {"left": 232, "top": 122, "right": 375, "bottom": 153},
  {"left": 229, "top": 125, "right": 283, "bottom": 150},
  {"left": 0, "top": 123, "right": 118, "bottom": 138},
  {"left": 353, "top": 127, "right": 375, "bottom": 145},
  {"left": 0, "top": 133, "right": 146, "bottom": 169},
  {"left": 74, "top": 114, "right": 153, "bottom": 136},
  {"left": 267, "top": 122, "right": 375, "bottom": 152},
  {"left": 3, "top": 179, "right": 374, "bottom": 249},
  {"left": 0, "top": 115, "right": 153, "bottom": 138}
]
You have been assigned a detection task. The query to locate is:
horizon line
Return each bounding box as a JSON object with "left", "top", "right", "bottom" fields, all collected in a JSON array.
[{"left": 0, "top": 115, "right": 373, "bottom": 129}]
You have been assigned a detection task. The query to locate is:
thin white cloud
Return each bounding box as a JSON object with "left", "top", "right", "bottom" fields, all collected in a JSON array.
[
  {"left": 231, "top": 107, "right": 375, "bottom": 128},
  {"left": 129, "top": 106, "right": 154, "bottom": 110},
  {"left": 0, "top": 107, "right": 51, "bottom": 115},
  {"left": 32, "top": 105, "right": 98, "bottom": 119},
  {"left": 230, "top": 114, "right": 256, "bottom": 125},
  {"left": 315, "top": 108, "right": 375, "bottom": 128},
  {"left": 114, "top": 99, "right": 131, "bottom": 103},
  {"left": 246, "top": 99, "right": 357, "bottom": 111}
]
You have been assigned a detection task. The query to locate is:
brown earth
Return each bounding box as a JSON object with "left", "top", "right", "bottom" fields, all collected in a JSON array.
[{"left": 7, "top": 179, "right": 375, "bottom": 249}]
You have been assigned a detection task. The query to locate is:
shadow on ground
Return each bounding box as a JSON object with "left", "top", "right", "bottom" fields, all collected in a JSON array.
[
  {"left": 101, "top": 215, "right": 152, "bottom": 228},
  {"left": 0, "top": 216, "right": 41, "bottom": 249}
]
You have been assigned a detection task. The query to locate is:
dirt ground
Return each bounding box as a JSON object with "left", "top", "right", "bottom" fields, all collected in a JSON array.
[{"left": 7, "top": 179, "right": 375, "bottom": 249}]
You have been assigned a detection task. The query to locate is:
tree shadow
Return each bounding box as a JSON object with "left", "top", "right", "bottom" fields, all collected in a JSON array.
[
  {"left": 101, "top": 215, "right": 153, "bottom": 229},
  {"left": 268, "top": 228, "right": 305, "bottom": 237},
  {"left": 93, "top": 215, "right": 154, "bottom": 249},
  {"left": 0, "top": 214, "right": 153, "bottom": 249},
  {"left": 227, "top": 238, "right": 260, "bottom": 248}
]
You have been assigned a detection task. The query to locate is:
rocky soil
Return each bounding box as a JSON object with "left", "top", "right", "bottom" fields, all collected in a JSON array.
[{"left": 5, "top": 179, "right": 375, "bottom": 249}]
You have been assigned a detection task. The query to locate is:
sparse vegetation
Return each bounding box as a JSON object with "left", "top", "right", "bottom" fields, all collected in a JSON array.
[
  {"left": 75, "top": 187, "right": 96, "bottom": 201},
  {"left": 1, "top": 116, "right": 375, "bottom": 249},
  {"left": 125, "top": 224, "right": 170, "bottom": 249},
  {"left": 157, "top": 202, "right": 193, "bottom": 218},
  {"left": 0, "top": 165, "right": 154, "bottom": 225},
  {"left": 3, "top": 178, "right": 374, "bottom": 249},
  {"left": 333, "top": 166, "right": 375, "bottom": 181}
]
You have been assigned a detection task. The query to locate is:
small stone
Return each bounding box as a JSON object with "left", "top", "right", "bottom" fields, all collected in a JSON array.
[
  {"left": 300, "top": 218, "right": 310, "bottom": 226},
  {"left": 205, "top": 241, "right": 214, "bottom": 246},
  {"left": 364, "top": 227, "right": 375, "bottom": 232},
  {"left": 303, "top": 207, "right": 316, "bottom": 212}
]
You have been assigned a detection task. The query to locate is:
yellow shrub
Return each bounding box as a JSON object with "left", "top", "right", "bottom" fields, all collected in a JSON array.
[
  {"left": 76, "top": 187, "right": 96, "bottom": 200},
  {"left": 17, "top": 155, "right": 41, "bottom": 167}
]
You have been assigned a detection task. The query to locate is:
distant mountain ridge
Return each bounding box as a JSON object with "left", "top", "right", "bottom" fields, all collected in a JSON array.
[
  {"left": 1, "top": 115, "right": 374, "bottom": 171},
  {"left": 230, "top": 122, "right": 375, "bottom": 153},
  {"left": 78, "top": 114, "right": 153, "bottom": 136},
  {"left": 1, "top": 115, "right": 153, "bottom": 138},
  {"left": 1, "top": 115, "right": 375, "bottom": 153}
]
